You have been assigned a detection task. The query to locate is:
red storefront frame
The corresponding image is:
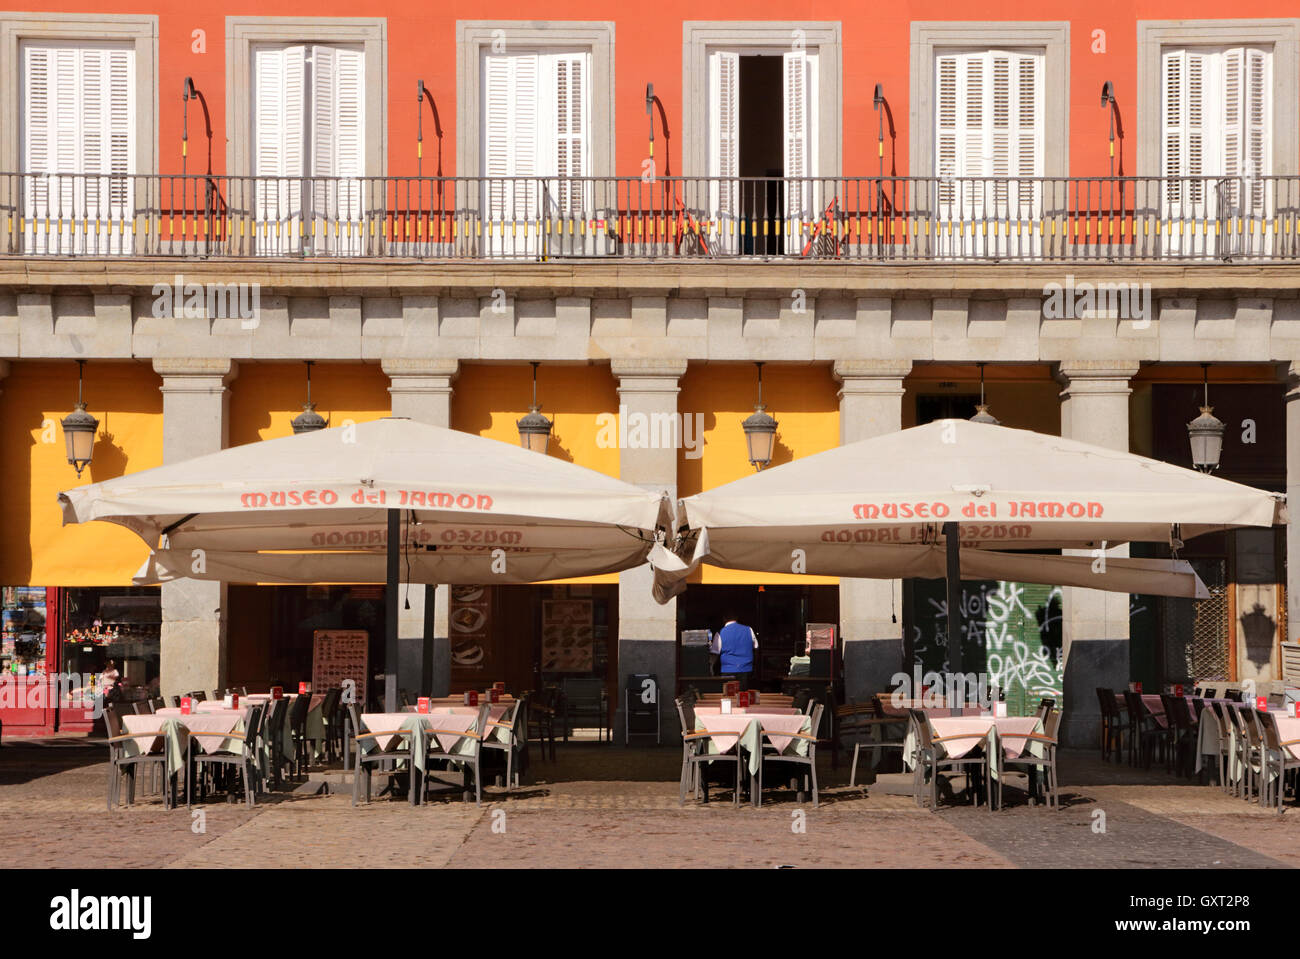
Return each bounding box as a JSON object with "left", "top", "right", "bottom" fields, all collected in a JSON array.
[{"left": 0, "top": 588, "right": 99, "bottom": 738}]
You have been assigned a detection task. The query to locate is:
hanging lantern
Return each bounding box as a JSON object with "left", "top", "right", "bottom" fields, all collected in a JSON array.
[
  {"left": 516, "top": 362, "right": 553, "bottom": 454},
  {"left": 969, "top": 363, "right": 1000, "bottom": 425},
  {"left": 742, "top": 362, "right": 779, "bottom": 470},
  {"left": 291, "top": 360, "right": 329, "bottom": 434},
  {"left": 61, "top": 360, "right": 99, "bottom": 477},
  {"left": 1187, "top": 364, "right": 1224, "bottom": 472}
]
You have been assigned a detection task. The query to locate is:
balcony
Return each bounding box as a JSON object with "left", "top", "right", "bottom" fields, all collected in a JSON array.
[{"left": 2, "top": 173, "right": 1300, "bottom": 263}]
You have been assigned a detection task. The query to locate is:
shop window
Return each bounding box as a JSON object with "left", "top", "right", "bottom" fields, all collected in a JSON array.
[
  {"left": 1, "top": 586, "right": 48, "bottom": 678},
  {"left": 61, "top": 586, "right": 161, "bottom": 705}
]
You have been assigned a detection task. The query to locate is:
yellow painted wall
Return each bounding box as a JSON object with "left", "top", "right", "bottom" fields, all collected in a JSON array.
[
  {"left": 228, "top": 363, "right": 391, "bottom": 446},
  {"left": 453, "top": 363, "right": 622, "bottom": 583},
  {"left": 678, "top": 364, "right": 841, "bottom": 585},
  {"left": 0, "top": 361, "right": 163, "bottom": 585}
]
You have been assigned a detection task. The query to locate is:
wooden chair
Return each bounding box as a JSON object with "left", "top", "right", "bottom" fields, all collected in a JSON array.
[
  {"left": 1095, "top": 688, "right": 1127, "bottom": 762},
  {"left": 997, "top": 710, "right": 1062, "bottom": 809},
  {"left": 525, "top": 686, "right": 558, "bottom": 761}
]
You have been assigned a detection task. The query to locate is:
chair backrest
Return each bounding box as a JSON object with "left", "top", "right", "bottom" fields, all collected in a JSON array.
[
  {"left": 674, "top": 697, "right": 695, "bottom": 735},
  {"left": 319, "top": 687, "right": 340, "bottom": 724},
  {"left": 211, "top": 690, "right": 222, "bottom": 701},
  {"left": 1257, "top": 710, "right": 1284, "bottom": 752},
  {"left": 242, "top": 703, "right": 266, "bottom": 757},
  {"left": 806, "top": 701, "right": 825, "bottom": 747},
  {"left": 151, "top": 697, "right": 165, "bottom": 711},
  {"left": 347, "top": 702, "right": 363, "bottom": 739},
  {"left": 288, "top": 692, "right": 310, "bottom": 729},
  {"left": 132, "top": 701, "right": 149, "bottom": 715},
  {"left": 1043, "top": 709, "right": 1063, "bottom": 741},
  {"left": 104, "top": 702, "right": 124, "bottom": 739},
  {"left": 191, "top": 690, "right": 207, "bottom": 702},
  {"left": 1224, "top": 688, "right": 1243, "bottom": 702},
  {"left": 1122, "top": 690, "right": 1144, "bottom": 723},
  {"left": 171, "top": 695, "right": 181, "bottom": 709},
  {"left": 238, "top": 686, "right": 249, "bottom": 696},
  {"left": 1035, "top": 698, "right": 1056, "bottom": 722},
  {"left": 1236, "top": 705, "right": 1263, "bottom": 746}
]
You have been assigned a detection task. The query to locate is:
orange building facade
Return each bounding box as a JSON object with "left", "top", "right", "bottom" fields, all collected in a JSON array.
[{"left": 1, "top": 3, "right": 1297, "bottom": 743}]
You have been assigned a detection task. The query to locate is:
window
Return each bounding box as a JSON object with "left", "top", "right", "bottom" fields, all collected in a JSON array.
[
  {"left": 251, "top": 42, "right": 365, "bottom": 254},
  {"left": 21, "top": 40, "right": 135, "bottom": 254},
  {"left": 931, "top": 48, "right": 1043, "bottom": 257},
  {"left": 707, "top": 48, "right": 819, "bottom": 253},
  {"left": 1162, "top": 45, "right": 1272, "bottom": 244},
  {"left": 481, "top": 48, "right": 590, "bottom": 222}
]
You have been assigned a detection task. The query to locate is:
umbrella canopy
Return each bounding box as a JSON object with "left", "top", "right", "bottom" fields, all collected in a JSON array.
[
  {"left": 60, "top": 417, "right": 673, "bottom": 711},
  {"left": 675, "top": 419, "right": 1283, "bottom": 550},
  {"left": 655, "top": 420, "right": 1282, "bottom": 667},
  {"left": 60, "top": 416, "right": 672, "bottom": 582}
]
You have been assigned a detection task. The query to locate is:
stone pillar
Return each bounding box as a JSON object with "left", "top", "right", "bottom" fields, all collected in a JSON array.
[
  {"left": 611, "top": 357, "right": 686, "bottom": 743},
  {"left": 1055, "top": 361, "right": 1140, "bottom": 748},
  {"left": 383, "top": 358, "right": 458, "bottom": 697},
  {"left": 154, "top": 358, "right": 235, "bottom": 701},
  {"left": 1286, "top": 363, "right": 1300, "bottom": 642},
  {"left": 833, "top": 360, "right": 912, "bottom": 700}
]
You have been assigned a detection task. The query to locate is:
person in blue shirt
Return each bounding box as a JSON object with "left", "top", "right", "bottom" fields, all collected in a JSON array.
[{"left": 710, "top": 614, "right": 758, "bottom": 690}]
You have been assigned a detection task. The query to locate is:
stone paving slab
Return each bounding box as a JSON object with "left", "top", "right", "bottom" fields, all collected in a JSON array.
[{"left": 2, "top": 739, "right": 1297, "bottom": 869}]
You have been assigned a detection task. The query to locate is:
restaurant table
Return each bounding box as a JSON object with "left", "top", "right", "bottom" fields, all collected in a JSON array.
[
  {"left": 878, "top": 698, "right": 963, "bottom": 719},
  {"left": 689, "top": 709, "right": 813, "bottom": 774},
  {"left": 122, "top": 709, "right": 250, "bottom": 793},
  {"left": 359, "top": 709, "right": 492, "bottom": 805},
  {"left": 903, "top": 715, "right": 1045, "bottom": 797}
]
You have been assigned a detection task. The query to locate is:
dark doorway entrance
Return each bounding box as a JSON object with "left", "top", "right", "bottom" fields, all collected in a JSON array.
[{"left": 738, "top": 55, "right": 784, "bottom": 255}]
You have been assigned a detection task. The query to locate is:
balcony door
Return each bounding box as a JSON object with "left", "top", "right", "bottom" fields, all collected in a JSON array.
[
  {"left": 933, "top": 49, "right": 1043, "bottom": 258},
  {"left": 21, "top": 40, "right": 135, "bottom": 255},
  {"left": 708, "top": 48, "right": 819, "bottom": 255},
  {"left": 481, "top": 48, "right": 591, "bottom": 258},
  {"left": 252, "top": 43, "right": 365, "bottom": 255},
  {"left": 1161, "top": 46, "right": 1272, "bottom": 258}
]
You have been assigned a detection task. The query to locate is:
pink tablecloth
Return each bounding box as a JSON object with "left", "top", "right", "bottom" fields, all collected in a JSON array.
[
  {"left": 124, "top": 709, "right": 246, "bottom": 753},
  {"left": 362, "top": 707, "right": 500, "bottom": 753},
  {"left": 693, "top": 706, "right": 801, "bottom": 716},
  {"left": 692, "top": 711, "right": 809, "bottom": 754},
  {"left": 927, "top": 716, "right": 1042, "bottom": 759},
  {"left": 879, "top": 698, "right": 962, "bottom": 718}
]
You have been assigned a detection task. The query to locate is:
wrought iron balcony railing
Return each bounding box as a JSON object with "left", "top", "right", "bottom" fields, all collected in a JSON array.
[{"left": 3, "top": 172, "right": 1299, "bottom": 262}]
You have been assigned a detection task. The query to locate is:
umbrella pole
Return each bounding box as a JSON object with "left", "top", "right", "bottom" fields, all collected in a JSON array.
[
  {"left": 385, "top": 508, "right": 400, "bottom": 712},
  {"left": 942, "top": 521, "right": 962, "bottom": 674}
]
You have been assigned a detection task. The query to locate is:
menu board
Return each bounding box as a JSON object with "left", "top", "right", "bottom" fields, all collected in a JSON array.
[
  {"left": 312, "top": 629, "right": 369, "bottom": 705},
  {"left": 450, "top": 586, "right": 492, "bottom": 677},
  {"left": 541, "top": 599, "right": 593, "bottom": 673}
]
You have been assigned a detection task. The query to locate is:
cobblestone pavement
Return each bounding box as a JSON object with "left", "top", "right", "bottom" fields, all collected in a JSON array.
[{"left": 1, "top": 737, "right": 1295, "bottom": 869}]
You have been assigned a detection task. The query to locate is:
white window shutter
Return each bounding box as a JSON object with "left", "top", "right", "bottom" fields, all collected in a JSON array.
[
  {"left": 783, "top": 50, "right": 809, "bottom": 181},
  {"left": 1245, "top": 47, "right": 1270, "bottom": 214},
  {"left": 935, "top": 54, "right": 960, "bottom": 203},
  {"left": 709, "top": 50, "right": 739, "bottom": 228},
  {"left": 310, "top": 44, "right": 364, "bottom": 235},
  {"left": 552, "top": 51, "right": 588, "bottom": 214}
]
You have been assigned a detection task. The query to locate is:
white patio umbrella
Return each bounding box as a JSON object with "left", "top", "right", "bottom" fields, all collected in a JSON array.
[
  {"left": 60, "top": 417, "right": 673, "bottom": 709},
  {"left": 655, "top": 419, "right": 1283, "bottom": 669}
]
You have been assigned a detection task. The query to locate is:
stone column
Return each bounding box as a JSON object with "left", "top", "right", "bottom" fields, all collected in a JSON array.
[
  {"left": 154, "top": 358, "right": 235, "bottom": 701},
  {"left": 1055, "top": 361, "right": 1140, "bottom": 747},
  {"left": 383, "top": 358, "right": 458, "bottom": 697},
  {"left": 1286, "top": 363, "right": 1300, "bottom": 641},
  {"left": 833, "top": 360, "right": 912, "bottom": 700},
  {"left": 611, "top": 357, "right": 686, "bottom": 743}
]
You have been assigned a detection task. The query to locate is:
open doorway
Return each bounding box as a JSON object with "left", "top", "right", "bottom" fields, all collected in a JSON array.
[{"left": 709, "top": 48, "right": 818, "bottom": 255}]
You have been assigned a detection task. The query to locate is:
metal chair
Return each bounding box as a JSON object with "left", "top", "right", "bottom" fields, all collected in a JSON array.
[
  {"left": 424, "top": 703, "right": 492, "bottom": 806},
  {"left": 847, "top": 696, "right": 908, "bottom": 787},
  {"left": 1095, "top": 688, "right": 1128, "bottom": 762},
  {"left": 481, "top": 699, "right": 527, "bottom": 789},
  {"left": 998, "top": 710, "right": 1062, "bottom": 809},
  {"left": 909, "top": 708, "right": 993, "bottom": 810},
  {"left": 675, "top": 697, "right": 742, "bottom": 807},
  {"left": 350, "top": 703, "right": 416, "bottom": 806},
  {"left": 1257, "top": 709, "right": 1300, "bottom": 812},
  {"left": 103, "top": 703, "right": 172, "bottom": 810},
  {"left": 186, "top": 703, "right": 264, "bottom": 809},
  {"left": 756, "top": 702, "right": 823, "bottom": 807}
]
